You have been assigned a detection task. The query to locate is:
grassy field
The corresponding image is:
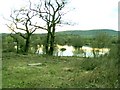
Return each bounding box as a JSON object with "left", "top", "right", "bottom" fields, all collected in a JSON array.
[{"left": 2, "top": 52, "right": 119, "bottom": 88}]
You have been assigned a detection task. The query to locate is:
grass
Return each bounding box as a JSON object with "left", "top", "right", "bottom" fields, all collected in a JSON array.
[{"left": 2, "top": 52, "right": 119, "bottom": 88}]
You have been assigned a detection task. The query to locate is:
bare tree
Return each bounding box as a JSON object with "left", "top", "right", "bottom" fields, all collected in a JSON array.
[
  {"left": 7, "top": 8, "right": 38, "bottom": 54},
  {"left": 30, "top": 0, "right": 68, "bottom": 55}
]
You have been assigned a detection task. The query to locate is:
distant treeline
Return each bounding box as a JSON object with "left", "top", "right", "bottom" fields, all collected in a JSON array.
[{"left": 1, "top": 29, "right": 119, "bottom": 55}]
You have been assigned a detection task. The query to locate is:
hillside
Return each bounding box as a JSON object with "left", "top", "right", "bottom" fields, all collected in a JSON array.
[
  {"left": 1, "top": 29, "right": 119, "bottom": 38},
  {"left": 56, "top": 29, "right": 118, "bottom": 38}
]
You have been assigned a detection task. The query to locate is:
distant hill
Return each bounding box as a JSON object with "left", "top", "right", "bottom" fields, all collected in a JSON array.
[
  {"left": 1, "top": 29, "right": 119, "bottom": 38},
  {"left": 56, "top": 29, "right": 119, "bottom": 38}
]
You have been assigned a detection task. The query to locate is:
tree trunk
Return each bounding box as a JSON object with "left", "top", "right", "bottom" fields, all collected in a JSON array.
[
  {"left": 16, "top": 40, "right": 19, "bottom": 53},
  {"left": 49, "top": 35, "right": 54, "bottom": 55},
  {"left": 49, "top": 24, "right": 55, "bottom": 55},
  {"left": 93, "top": 48, "right": 96, "bottom": 58},
  {"left": 45, "top": 31, "right": 50, "bottom": 55},
  {"left": 24, "top": 34, "right": 30, "bottom": 54}
]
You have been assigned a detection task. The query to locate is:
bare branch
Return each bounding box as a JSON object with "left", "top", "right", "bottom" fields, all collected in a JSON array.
[
  {"left": 30, "top": 24, "right": 47, "bottom": 30},
  {"left": 6, "top": 24, "right": 26, "bottom": 39},
  {"left": 31, "top": 27, "right": 38, "bottom": 34}
]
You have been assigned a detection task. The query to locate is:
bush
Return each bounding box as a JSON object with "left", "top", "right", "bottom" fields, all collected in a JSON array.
[{"left": 80, "top": 58, "right": 101, "bottom": 71}]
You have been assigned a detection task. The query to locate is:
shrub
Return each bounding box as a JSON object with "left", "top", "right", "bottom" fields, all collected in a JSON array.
[{"left": 80, "top": 58, "right": 100, "bottom": 71}]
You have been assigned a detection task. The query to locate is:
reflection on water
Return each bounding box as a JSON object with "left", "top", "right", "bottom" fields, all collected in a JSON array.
[
  {"left": 35, "top": 44, "right": 110, "bottom": 57},
  {"left": 54, "top": 45, "right": 75, "bottom": 56}
]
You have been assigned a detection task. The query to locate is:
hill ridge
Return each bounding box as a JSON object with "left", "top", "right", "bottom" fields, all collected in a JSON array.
[{"left": 56, "top": 29, "right": 118, "bottom": 38}]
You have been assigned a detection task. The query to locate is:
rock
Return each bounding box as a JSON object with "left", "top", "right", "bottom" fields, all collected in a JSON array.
[
  {"left": 28, "top": 63, "right": 42, "bottom": 66},
  {"left": 63, "top": 67, "right": 73, "bottom": 72}
]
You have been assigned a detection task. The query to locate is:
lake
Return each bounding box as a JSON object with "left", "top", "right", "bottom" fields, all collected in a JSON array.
[{"left": 35, "top": 45, "right": 110, "bottom": 58}]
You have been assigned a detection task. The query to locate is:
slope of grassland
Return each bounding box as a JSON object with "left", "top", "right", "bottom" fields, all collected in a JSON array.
[
  {"left": 56, "top": 29, "right": 118, "bottom": 38},
  {"left": 2, "top": 52, "right": 119, "bottom": 88}
]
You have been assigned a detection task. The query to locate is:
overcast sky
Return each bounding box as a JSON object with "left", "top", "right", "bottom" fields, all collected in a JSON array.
[{"left": 0, "top": 0, "right": 119, "bottom": 33}]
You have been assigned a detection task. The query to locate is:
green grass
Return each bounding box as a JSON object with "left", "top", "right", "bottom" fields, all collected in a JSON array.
[{"left": 2, "top": 52, "right": 119, "bottom": 88}]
